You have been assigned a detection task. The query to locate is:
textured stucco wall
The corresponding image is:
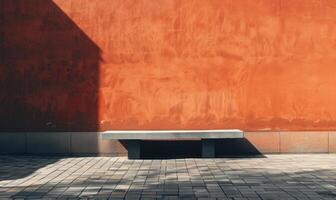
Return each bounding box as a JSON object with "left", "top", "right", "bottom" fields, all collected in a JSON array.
[{"left": 1, "top": 0, "right": 336, "bottom": 131}]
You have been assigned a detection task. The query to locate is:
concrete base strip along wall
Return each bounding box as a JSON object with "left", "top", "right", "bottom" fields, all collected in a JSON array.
[{"left": 0, "top": 131, "right": 335, "bottom": 156}]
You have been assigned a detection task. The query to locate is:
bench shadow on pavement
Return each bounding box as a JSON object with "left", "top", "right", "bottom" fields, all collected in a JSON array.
[{"left": 125, "top": 138, "right": 264, "bottom": 159}]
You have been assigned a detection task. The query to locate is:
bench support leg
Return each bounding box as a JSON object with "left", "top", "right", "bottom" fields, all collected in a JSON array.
[
  {"left": 202, "top": 139, "right": 215, "bottom": 158},
  {"left": 127, "top": 140, "right": 141, "bottom": 159}
]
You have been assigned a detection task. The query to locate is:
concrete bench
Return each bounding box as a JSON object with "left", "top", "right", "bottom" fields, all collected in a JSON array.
[{"left": 102, "top": 129, "right": 244, "bottom": 159}]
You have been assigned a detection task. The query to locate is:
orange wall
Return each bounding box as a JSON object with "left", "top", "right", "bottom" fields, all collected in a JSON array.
[{"left": 2, "top": 0, "right": 336, "bottom": 131}]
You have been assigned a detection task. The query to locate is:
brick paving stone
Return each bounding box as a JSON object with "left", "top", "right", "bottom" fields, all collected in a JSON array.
[{"left": 0, "top": 155, "right": 336, "bottom": 199}]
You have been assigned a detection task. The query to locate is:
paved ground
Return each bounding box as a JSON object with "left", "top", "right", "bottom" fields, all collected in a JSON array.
[{"left": 0, "top": 155, "right": 336, "bottom": 199}]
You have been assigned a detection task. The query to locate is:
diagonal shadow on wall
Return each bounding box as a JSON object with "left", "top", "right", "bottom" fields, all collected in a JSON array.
[
  {"left": 0, "top": 0, "right": 263, "bottom": 159},
  {"left": 0, "top": 0, "right": 101, "bottom": 155}
]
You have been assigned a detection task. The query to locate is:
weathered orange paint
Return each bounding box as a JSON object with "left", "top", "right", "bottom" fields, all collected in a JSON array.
[{"left": 2, "top": 0, "right": 336, "bottom": 131}]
